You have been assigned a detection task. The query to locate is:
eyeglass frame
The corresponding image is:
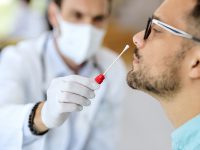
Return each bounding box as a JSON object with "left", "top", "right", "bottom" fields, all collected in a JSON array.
[{"left": 143, "top": 17, "right": 200, "bottom": 43}]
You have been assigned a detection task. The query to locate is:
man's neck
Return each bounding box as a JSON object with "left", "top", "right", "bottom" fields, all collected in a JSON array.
[{"left": 159, "top": 88, "right": 200, "bottom": 128}]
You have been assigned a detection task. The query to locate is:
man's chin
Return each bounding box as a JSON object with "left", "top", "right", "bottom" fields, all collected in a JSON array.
[
  {"left": 126, "top": 71, "right": 139, "bottom": 90},
  {"left": 127, "top": 83, "right": 138, "bottom": 90},
  {"left": 127, "top": 71, "right": 155, "bottom": 93}
]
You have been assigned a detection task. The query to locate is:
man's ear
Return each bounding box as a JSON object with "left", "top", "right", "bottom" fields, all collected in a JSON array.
[
  {"left": 189, "top": 47, "right": 200, "bottom": 79},
  {"left": 48, "top": 2, "right": 59, "bottom": 28}
]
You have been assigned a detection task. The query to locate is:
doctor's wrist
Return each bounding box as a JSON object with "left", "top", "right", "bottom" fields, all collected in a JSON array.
[{"left": 29, "top": 102, "right": 49, "bottom": 135}]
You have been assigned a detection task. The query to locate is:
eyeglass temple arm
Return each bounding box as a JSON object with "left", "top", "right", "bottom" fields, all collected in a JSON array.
[
  {"left": 153, "top": 19, "right": 200, "bottom": 43},
  {"left": 192, "top": 36, "right": 200, "bottom": 43}
]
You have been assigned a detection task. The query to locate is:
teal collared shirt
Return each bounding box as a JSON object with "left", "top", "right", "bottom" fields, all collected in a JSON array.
[{"left": 172, "top": 115, "right": 200, "bottom": 150}]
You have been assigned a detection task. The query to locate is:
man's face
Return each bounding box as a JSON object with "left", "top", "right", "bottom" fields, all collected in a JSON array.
[
  {"left": 56, "top": 0, "right": 109, "bottom": 28},
  {"left": 127, "top": 0, "right": 197, "bottom": 98}
]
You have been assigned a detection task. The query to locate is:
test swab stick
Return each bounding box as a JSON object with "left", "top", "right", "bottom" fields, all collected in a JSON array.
[{"left": 95, "top": 45, "right": 130, "bottom": 84}]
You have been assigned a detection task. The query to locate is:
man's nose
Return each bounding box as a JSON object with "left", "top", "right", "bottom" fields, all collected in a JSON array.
[{"left": 133, "top": 31, "right": 145, "bottom": 49}]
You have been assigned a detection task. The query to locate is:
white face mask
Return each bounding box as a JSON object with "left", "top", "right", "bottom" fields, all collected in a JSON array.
[{"left": 56, "top": 14, "right": 106, "bottom": 65}]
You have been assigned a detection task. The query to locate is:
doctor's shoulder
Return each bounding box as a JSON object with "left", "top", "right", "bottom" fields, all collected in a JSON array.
[{"left": 0, "top": 33, "right": 47, "bottom": 64}]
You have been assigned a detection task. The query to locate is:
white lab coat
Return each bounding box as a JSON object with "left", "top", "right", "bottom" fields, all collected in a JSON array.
[{"left": 0, "top": 33, "right": 127, "bottom": 150}]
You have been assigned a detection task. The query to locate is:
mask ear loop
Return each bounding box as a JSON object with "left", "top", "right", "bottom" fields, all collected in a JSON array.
[
  {"left": 54, "top": 10, "right": 62, "bottom": 38},
  {"left": 53, "top": 27, "right": 60, "bottom": 39}
]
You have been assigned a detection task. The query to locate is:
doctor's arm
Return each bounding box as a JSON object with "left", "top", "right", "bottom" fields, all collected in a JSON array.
[
  {"left": 0, "top": 47, "right": 99, "bottom": 148},
  {"left": 0, "top": 47, "right": 38, "bottom": 148},
  {"left": 23, "top": 75, "right": 99, "bottom": 146},
  {"left": 33, "top": 75, "right": 99, "bottom": 132}
]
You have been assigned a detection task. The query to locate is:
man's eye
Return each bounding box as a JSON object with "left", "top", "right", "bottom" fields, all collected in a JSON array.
[{"left": 153, "top": 28, "right": 161, "bottom": 33}]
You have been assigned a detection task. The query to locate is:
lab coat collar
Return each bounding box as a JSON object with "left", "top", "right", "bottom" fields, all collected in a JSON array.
[{"left": 46, "top": 35, "right": 72, "bottom": 77}]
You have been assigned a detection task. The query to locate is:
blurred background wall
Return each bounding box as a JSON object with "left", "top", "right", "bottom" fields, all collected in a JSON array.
[
  {"left": 0, "top": 0, "right": 48, "bottom": 48},
  {"left": 0, "top": 0, "right": 174, "bottom": 149}
]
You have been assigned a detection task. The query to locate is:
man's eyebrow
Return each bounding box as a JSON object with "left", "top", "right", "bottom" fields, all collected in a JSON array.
[{"left": 152, "top": 14, "right": 162, "bottom": 21}]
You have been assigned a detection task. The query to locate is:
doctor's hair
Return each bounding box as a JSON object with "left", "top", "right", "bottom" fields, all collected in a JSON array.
[
  {"left": 52, "top": 0, "right": 112, "bottom": 14},
  {"left": 192, "top": 0, "right": 200, "bottom": 17},
  {"left": 22, "top": 0, "right": 31, "bottom": 4}
]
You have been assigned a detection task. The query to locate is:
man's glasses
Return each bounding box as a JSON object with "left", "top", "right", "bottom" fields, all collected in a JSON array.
[{"left": 144, "top": 17, "right": 200, "bottom": 43}]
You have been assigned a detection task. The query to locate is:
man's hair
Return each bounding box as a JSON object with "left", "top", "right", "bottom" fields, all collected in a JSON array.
[
  {"left": 191, "top": 0, "right": 200, "bottom": 19},
  {"left": 190, "top": 0, "right": 200, "bottom": 30},
  {"left": 52, "top": 0, "right": 112, "bottom": 14}
]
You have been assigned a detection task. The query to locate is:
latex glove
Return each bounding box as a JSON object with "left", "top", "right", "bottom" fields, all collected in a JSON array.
[{"left": 41, "top": 75, "right": 99, "bottom": 129}]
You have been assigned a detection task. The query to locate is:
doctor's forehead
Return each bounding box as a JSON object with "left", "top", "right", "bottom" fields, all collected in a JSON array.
[
  {"left": 61, "top": 0, "right": 109, "bottom": 14},
  {"left": 154, "top": 0, "right": 197, "bottom": 27}
]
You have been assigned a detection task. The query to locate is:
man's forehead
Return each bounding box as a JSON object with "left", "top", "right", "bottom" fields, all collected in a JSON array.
[{"left": 154, "top": 0, "right": 196, "bottom": 26}]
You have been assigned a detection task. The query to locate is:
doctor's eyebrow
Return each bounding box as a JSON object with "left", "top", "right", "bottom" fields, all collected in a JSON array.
[
  {"left": 93, "top": 14, "right": 108, "bottom": 21},
  {"left": 70, "top": 9, "right": 108, "bottom": 20}
]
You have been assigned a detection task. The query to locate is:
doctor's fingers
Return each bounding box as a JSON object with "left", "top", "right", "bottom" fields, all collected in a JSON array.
[
  {"left": 62, "top": 75, "right": 99, "bottom": 90},
  {"left": 59, "top": 92, "right": 91, "bottom": 107},
  {"left": 60, "top": 81, "right": 96, "bottom": 99},
  {"left": 57, "top": 103, "right": 83, "bottom": 113}
]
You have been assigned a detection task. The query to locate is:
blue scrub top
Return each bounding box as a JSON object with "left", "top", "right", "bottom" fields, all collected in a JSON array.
[{"left": 172, "top": 115, "right": 200, "bottom": 150}]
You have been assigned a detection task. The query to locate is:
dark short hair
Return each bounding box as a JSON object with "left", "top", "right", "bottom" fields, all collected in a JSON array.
[
  {"left": 53, "top": 0, "right": 62, "bottom": 7},
  {"left": 189, "top": 0, "right": 200, "bottom": 31},
  {"left": 52, "top": 0, "right": 112, "bottom": 14},
  {"left": 191, "top": 0, "right": 200, "bottom": 18},
  {"left": 22, "top": 0, "right": 31, "bottom": 4}
]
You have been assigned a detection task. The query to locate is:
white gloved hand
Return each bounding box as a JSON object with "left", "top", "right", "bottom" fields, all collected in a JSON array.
[{"left": 41, "top": 75, "right": 99, "bottom": 129}]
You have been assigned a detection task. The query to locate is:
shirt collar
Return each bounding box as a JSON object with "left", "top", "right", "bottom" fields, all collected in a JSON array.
[{"left": 172, "top": 114, "right": 200, "bottom": 149}]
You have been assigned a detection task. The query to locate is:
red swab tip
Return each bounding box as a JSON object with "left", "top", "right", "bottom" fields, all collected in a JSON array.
[{"left": 95, "top": 74, "right": 105, "bottom": 84}]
